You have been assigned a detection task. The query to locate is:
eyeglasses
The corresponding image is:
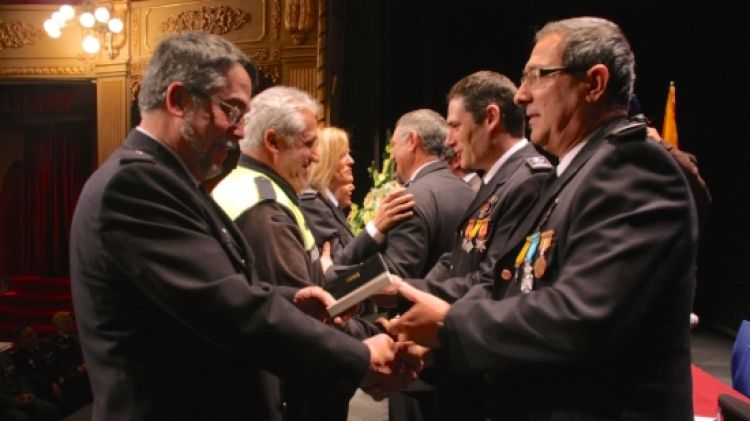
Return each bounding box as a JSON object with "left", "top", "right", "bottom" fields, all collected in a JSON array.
[
  {"left": 188, "top": 88, "right": 245, "bottom": 126},
  {"left": 520, "top": 66, "right": 582, "bottom": 86}
]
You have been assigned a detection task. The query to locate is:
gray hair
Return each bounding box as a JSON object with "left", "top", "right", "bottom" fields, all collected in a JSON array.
[
  {"left": 396, "top": 109, "right": 448, "bottom": 157},
  {"left": 240, "top": 86, "right": 321, "bottom": 151},
  {"left": 536, "top": 17, "right": 635, "bottom": 109},
  {"left": 138, "top": 32, "right": 254, "bottom": 114},
  {"left": 447, "top": 70, "right": 525, "bottom": 137}
]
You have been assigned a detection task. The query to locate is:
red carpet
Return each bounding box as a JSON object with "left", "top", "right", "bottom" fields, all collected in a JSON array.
[{"left": 693, "top": 364, "right": 750, "bottom": 418}]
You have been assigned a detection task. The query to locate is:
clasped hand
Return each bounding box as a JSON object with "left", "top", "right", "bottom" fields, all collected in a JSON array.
[{"left": 360, "top": 333, "right": 427, "bottom": 401}]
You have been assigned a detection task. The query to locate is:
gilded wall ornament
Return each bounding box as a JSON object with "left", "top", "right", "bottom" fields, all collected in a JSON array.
[
  {"left": 0, "top": 19, "right": 43, "bottom": 50},
  {"left": 258, "top": 64, "right": 280, "bottom": 84},
  {"left": 130, "top": 75, "right": 143, "bottom": 102},
  {"left": 0, "top": 66, "right": 85, "bottom": 76},
  {"left": 248, "top": 49, "right": 269, "bottom": 62},
  {"left": 272, "top": 0, "right": 282, "bottom": 40},
  {"left": 284, "top": 0, "right": 315, "bottom": 45},
  {"left": 161, "top": 6, "right": 250, "bottom": 35}
]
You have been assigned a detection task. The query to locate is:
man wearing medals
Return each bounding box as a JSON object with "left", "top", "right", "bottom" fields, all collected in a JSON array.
[
  {"left": 410, "top": 70, "right": 553, "bottom": 303},
  {"left": 390, "top": 17, "right": 698, "bottom": 420}
]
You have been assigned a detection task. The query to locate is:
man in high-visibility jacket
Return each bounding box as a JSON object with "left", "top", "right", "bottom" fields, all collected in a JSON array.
[
  {"left": 213, "top": 86, "right": 325, "bottom": 289},
  {"left": 213, "top": 86, "right": 412, "bottom": 421}
]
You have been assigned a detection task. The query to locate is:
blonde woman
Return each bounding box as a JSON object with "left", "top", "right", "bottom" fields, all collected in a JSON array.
[{"left": 300, "top": 127, "right": 414, "bottom": 265}]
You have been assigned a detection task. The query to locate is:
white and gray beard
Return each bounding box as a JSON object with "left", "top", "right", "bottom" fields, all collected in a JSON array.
[{"left": 181, "top": 113, "right": 222, "bottom": 181}]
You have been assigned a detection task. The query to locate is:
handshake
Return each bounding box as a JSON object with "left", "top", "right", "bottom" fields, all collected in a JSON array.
[
  {"left": 358, "top": 275, "right": 453, "bottom": 401},
  {"left": 293, "top": 278, "right": 452, "bottom": 401},
  {"left": 359, "top": 332, "right": 427, "bottom": 401}
]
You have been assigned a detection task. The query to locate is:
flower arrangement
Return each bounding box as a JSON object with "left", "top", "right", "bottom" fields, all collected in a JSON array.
[{"left": 348, "top": 143, "right": 400, "bottom": 235}]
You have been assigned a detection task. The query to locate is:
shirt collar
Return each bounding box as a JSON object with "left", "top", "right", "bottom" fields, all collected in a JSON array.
[
  {"left": 407, "top": 159, "right": 440, "bottom": 184},
  {"left": 324, "top": 188, "right": 339, "bottom": 207},
  {"left": 556, "top": 140, "right": 587, "bottom": 177},
  {"left": 483, "top": 138, "right": 528, "bottom": 184}
]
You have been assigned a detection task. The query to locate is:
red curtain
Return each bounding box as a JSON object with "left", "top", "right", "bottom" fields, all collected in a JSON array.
[{"left": 18, "top": 122, "right": 94, "bottom": 276}]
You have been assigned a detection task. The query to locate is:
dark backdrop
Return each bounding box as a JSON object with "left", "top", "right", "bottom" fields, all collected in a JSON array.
[{"left": 330, "top": 0, "right": 749, "bottom": 332}]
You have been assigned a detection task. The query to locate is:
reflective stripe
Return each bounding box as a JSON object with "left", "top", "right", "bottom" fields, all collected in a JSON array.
[{"left": 212, "top": 166, "right": 316, "bottom": 251}]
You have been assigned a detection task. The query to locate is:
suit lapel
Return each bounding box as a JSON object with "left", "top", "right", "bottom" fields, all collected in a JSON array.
[
  {"left": 323, "top": 195, "right": 350, "bottom": 231},
  {"left": 499, "top": 121, "right": 625, "bottom": 262},
  {"left": 459, "top": 143, "right": 534, "bottom": 224}
]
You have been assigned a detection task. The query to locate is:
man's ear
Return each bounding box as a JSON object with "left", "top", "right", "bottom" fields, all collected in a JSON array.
[
  {"left": 406, "top": 131, "right": 419, "bottom": 152},
  {"left": 584, "top": 64, "right": 609, "bottom": 103},
  {"left": 165, "top": 82, "right": 188, "bottom": 117},
  {"left": 485, "top": 103, "right": 502, "bottom": 133},
  {"left": 263, "top": 129, "right": 282, "bottom": 153}
]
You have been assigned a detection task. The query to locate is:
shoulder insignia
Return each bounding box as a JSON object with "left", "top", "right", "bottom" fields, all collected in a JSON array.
[
  {"left": 299, "top": 189, "right": 317, "bottom": 201},
  {"left": 120, "top": 149, "right": 154, "bottom": 164},
  {"left": 254, "top": 176, "right": 276, "bottom": 201},
  {"left": 525, "top": 156, "right": 553, "bottom": 172},
  {"left": 609, "top": 122, "right": 647, "bottom": 143}
]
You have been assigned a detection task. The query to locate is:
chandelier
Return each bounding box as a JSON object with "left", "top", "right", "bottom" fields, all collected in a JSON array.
[{"left": 43, "top": 1, "right": 126, "bottom": 59}]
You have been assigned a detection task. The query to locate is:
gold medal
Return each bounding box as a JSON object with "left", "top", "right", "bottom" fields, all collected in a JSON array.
[
  {"left": 533, "top": 256, "right": 547, "bottom": 279},
  {"left": 533, "top": 230, "right": 555, "bottom": 279}
]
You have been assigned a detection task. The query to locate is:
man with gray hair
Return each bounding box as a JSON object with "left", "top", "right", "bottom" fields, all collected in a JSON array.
[
  {"left": 384, "top": 109, "right": 475, "bottom": 279},
  {"left": 391, "top": 17, "right": 697, "bottom": 419},
  {"left": 70, "top": 32, "right": 396, "bottom": 421},
  {"left": 213, "top": 85, "right": 326, "bottom": 289},
  {"left": 212, "top": 86, "right": 420, "bottom": 421},
  {"left": 383, "top": 109, "right": 474, "bottom": 421}
]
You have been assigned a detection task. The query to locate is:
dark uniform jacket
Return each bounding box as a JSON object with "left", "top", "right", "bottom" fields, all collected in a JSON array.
[
  {"left": 69, "top": 130, "right": 369, "bottom": 421},
  {"left": 413, "top": 142, "right": 552, "bottom": 303},
  {"left": 439, "top": 119, "right": 697, "bottom": 420},
  {"left": 299, "top": 190, "right": 380, "bottom": 265},
  {"left": 382, "top": 160, "right": 474, "bottom": 278},
  {"left": 220, "top": 156, "right": 327, "bottom": 288}
]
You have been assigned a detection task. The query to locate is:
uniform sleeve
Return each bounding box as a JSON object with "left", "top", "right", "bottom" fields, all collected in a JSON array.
[
  {"left": 99, "top": 165, "right": 369, "bottom": 394},
  {"left": 236, "top": 201, "right": 316, "bottom": 288},
  {"left": 381, "top": 207, "right": 430, "bottom": 278}
]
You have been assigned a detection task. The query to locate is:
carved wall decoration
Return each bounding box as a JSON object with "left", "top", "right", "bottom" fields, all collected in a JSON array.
[
  {"left": 315, "top": 0, "right": 326, "bottom": 120},
  {"left": 0, "top": 19, "right": 43, "bottom": 50},
  {"left": 131, "top": 3, "right": 141, "bottom": 53},
  {"left": 271, "top": 48, "right": 281, "bottom": 62},
  {"left": 130, "top": 75, "right": 143, "bottom": 102},
  {"left": 248, "top": 49, "right": 270, "bottom": 62},
  {"left": 257, "top": 64, "right": 280, "bottom": 84},
  {"left": 0, "top": 66, "right": 85, "bottom": 76},
  {"left": 272, "top": 0, "right": 282, "bottom": 40},
  {"left": 284, "top": 0, "right": 316, "bottom": 45},
  {"left": 161, "top": 6, "right": 250, "bottom": 35}
]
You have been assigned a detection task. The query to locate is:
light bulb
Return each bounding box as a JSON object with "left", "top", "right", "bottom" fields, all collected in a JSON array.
[
  {"left": 82, "top": 35, "right": 100, "bottom": 54},
  {"left": 52, "top": 12, "right": 65, "bottom": 26},
  {"left": 44, "top": 19, "right": 62, "bottom": 38},
  {"left": 108, "top": 18, "right": 124, "bottom": 34},
  {"left": 79, "top": 12, "right": 95, "bottom": 28},
  {"left": 59, "top": 5, "right": 75, "bottom": 21},
  {"left": 94, "top": 7, "right": 110, "bottom": 23}
]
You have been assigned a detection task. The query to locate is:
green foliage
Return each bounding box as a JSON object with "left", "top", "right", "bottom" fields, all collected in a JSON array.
[{"left": 347, "top": 143, "right": 399, "bottom": 235}]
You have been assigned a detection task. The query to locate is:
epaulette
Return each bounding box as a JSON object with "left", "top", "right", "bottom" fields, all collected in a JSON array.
[
  {"left": 254, "top": 176, "right": 276, "bottom": 201},
  {"left": 299, "top": 189, "right": 317, "bottom": 201},
  {"left": 525, "top": 156, "right": 553, "bottom": 172},
  {"left": 608, "top": 122, "right": 647, "bottom": 143},
  {"left": 120, "top": 149, "right": 154, "bottom": 164}
]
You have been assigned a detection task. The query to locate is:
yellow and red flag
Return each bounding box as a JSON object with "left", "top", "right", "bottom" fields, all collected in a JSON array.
[{"left": 662, "top": 82, "right": 679, "bottom": 148}]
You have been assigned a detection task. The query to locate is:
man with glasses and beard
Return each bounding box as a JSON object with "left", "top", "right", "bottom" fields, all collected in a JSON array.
[{"left": 70, "top": 31, "right": 397, "bottom": 421}]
